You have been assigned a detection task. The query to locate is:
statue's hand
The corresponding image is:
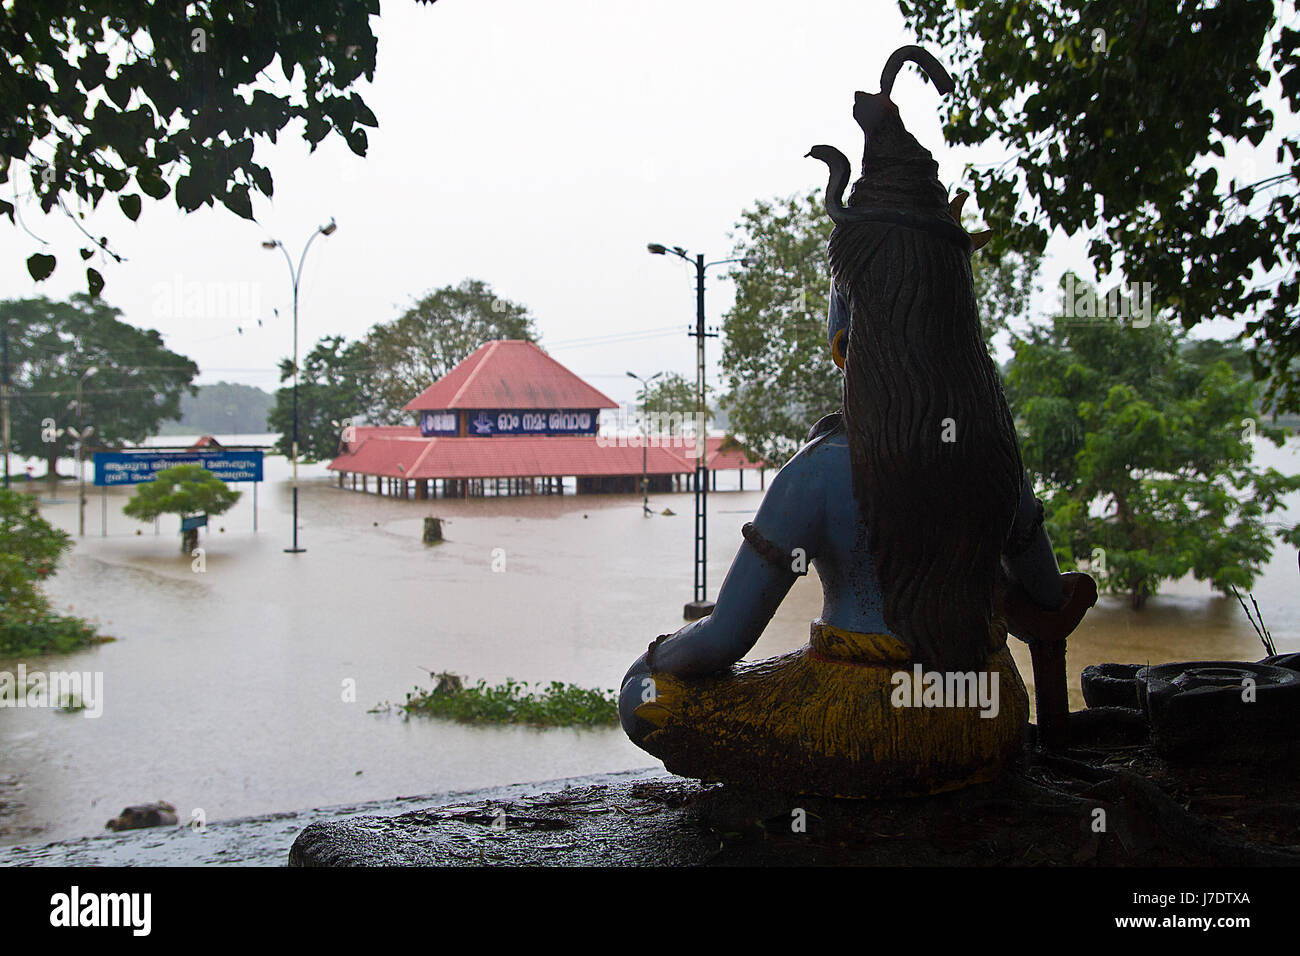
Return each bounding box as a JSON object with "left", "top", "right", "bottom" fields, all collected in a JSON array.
[{"left": 1006, "top": 572, "right": 1097, "bottom": 645}]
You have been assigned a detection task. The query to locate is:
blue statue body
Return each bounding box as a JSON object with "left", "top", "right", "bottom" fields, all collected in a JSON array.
[
  {"left": 618, "top": 46, "right": 1092, "bottom": 796},
  {"left": 620, "top": 283, "right": 1064, "bottom": 707}
]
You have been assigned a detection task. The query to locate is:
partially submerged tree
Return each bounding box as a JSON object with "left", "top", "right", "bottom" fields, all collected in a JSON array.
[
  {"left": 1006, "top": 275, "right": 1300, "bottom": 609},
  {"left": 634, "top": 371, "right": 710, "bottom": 438},
  {"left": 0, "top": 488, "right": 97, "bottom": 655},
  {"left": 123, "top": 464, "right": 240, "bottom": 552},
  {"left": 360, "top": 279, "right": 537, "bottom": 423},
  {"left": 267, "top": 334, "right": 372, "bottom": 461},
  {"left": 2, "top": 295, "right": 198, "bottom": 479}
]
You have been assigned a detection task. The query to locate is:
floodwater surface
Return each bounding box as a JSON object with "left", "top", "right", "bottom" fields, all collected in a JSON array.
[{"left": 1, "top": 434, "right": 1296, "bottom": 845}]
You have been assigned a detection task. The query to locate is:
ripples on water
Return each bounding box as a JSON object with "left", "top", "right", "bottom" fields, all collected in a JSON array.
[{"left": 0, "top": 434, "right": 1295, "bottom": 845}]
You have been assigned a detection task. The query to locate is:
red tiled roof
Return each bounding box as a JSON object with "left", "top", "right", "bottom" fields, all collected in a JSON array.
[
  {"left": 352, "top": 425, "right": 421, "bottom": 442},
  {"left": 705, "top": 437, "right": 766, "bottom": 470},
  {"left": 330, "top": 435, "right": 696, "bottom": 479},
  {"left": 330, "top": 436, "right": 436, "bottom": 476},
  {"left": 403, "top": 340, "right": 618, "bottom": 412},
  {"left": 329, "top": 431, "right": 768, "bottom": 479}
]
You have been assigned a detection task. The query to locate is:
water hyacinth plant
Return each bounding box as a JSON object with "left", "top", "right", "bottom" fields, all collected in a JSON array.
[{"left": 395, "top": 671, "right": 619, "bottom": 727}]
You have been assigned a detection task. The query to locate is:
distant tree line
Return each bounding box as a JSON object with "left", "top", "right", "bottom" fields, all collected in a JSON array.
[{"left": 157, "top": 382, "right": 274, "bottom": 436}]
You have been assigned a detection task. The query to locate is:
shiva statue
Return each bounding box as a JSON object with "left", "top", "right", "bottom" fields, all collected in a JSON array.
[{"left": 619, "top": 47, "right": 1094, "bottom": 797}]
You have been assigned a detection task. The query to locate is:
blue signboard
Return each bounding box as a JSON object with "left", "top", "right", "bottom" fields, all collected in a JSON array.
[
  {"left": 93, "top": 450, "right": 264, "bottom": 486},
  {"left": 419, "top": 410, "right": 459, "bottom": 437},
  {"left": 464, "top": 409, "right": 598, "bottom": 437}
]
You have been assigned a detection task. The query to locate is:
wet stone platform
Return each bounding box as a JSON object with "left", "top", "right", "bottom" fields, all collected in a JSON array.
[
  {"left": 290, "top": 777, "right": 717, "bottom": 867},
  {"left": 0, "top": 769, "right": 670, "bottom": 867},
  {"left": 288, "top": 740, "right": 1300, "bottom": 867}
]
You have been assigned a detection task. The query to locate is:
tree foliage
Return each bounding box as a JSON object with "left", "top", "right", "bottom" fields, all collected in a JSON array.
[
  {"left": 267, "top": 280, "right": 536, "bottom": 456},
  {"left": 633, "top": 371, "right": 708, "bottom": 436},
  {"left": 267, "top": 334, "right": 372, "bottom": 460},
  {"left": 0, "top": 0, "right": 394, "bottom": 293},
  {"left": 0, "top": 488, "right": 97, "bottom": 655},
  {"left": 123, "top": 463, "right": 241, "bottom": 523},
  {"left": 897, "top": 0, "right": 1300, "bottom": 412},
  {"left": 359, "top": 279, "right": 537, "bottom": 424},
  {"left": 721, "top": 190, "right": 1039, "bottom": 465},
  {"left": 720, "top": 192, "right": 837, "bottom": 467},
  {"left": 2, "top": 295, "right": 198, "bottom": 476},
  {"left": 1006, "top": 275, "right": 1300, "bottom": 609}
]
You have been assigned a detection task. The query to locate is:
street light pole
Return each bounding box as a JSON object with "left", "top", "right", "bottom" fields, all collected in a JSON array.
[
  {"left": 263, "top": 218, "right": 337, "bottom": 555},
  {"left": 1, "top": 319, "right": 10, "bottom": 490},
  {"left": 646, "top": 244, "right": 751, "bottom": 619},
  {"left": 75, "top": 366, "right": 97, "bottom": 537},
  {"left": 626, "top": 370, "right": 663, "bottom": 516}
]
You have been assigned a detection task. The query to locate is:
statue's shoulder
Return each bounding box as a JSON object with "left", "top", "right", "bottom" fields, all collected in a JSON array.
[
  {"left": 804, "top": 411, "right": 845, "bottom": 446},
  {"left": 769, "top": 412, "right": 844, "bottom": 486}
]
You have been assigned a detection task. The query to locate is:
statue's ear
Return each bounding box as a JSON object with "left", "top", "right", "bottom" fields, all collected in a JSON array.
[
  {"left": 827, "top": 283, "right": 850, "bottom": 366},
  {"left": 832, "top": 329, "right": 847, "bottom": 370}
]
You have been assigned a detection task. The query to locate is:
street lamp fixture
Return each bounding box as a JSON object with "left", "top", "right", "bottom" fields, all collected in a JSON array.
[{"left": 263, "top": 218, "right": 338, "bottom": 554}]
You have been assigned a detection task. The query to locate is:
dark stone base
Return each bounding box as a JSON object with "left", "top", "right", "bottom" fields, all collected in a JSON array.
[
  {"left": 289, "top": 779, "right": 716, "bottom": 867},
  {"left": 288, "top": 736, "right": 1300, "bottom": 866}
]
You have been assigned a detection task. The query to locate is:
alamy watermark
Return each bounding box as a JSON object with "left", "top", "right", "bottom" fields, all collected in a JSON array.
[
  {"left": 1061, "top": 273, "right": 1154, "bottom": 328},
  {"left": 0, "top": 665, "right": 103, "bottom": 718},
  {"left": 597, "top": 405, "right": 708, "bottom": 459},
  {"left": 890, "top": 664, "right": 999, "bottom": 718},
  {"left": 150, "top": 274, "right": 263, "bottom": 322}
]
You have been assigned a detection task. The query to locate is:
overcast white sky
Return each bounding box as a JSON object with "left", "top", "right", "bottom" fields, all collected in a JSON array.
[{"left": 1, "top": 0, "right": 1274, "bottom": 412}]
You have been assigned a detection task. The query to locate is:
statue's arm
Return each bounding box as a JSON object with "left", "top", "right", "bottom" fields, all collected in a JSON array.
[
  {"left": 638, "top": 450, "right": 824, "bottom": 679},
  {"left": 1003, "top": 470, "right": 1065, "bottom": 610}
]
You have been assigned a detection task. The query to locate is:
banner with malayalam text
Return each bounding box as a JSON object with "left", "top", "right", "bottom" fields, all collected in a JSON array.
[{"left": 93, "top": 450, "right": 264, "bottom": 486}]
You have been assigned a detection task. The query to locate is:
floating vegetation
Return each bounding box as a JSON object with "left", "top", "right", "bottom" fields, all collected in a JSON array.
[
  {"left": 392, "top": 671, "right": 619, "bottom": 727},
  {"left": 55, "top": 692, "right": 85, "bottom": 713}
]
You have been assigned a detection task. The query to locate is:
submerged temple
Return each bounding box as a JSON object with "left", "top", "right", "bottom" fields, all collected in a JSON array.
[{"left": 327, "top": 339, "right": 764, "bottom": 497}]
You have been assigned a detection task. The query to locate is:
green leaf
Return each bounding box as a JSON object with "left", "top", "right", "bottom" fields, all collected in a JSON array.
[
  {"left": 351, "top": 93, "right": 378, "bottom": 128},
  {"left": 26, "top": 253, "right": 56, "bottom": 281},
  {"left": 222, "top": 184, "right": 253, "bottom": 220},
  {"left": 137, "top": 168, "right": 169, "bottom": 200},
  {"left": 118, "top": 193, "right": 142, "bottom": 221},
  {"left": 174, "top": 175, "right": 206, "bottom": 212},
  {"left": 86, "top": 267, "right": 104, "bottom": 298}
]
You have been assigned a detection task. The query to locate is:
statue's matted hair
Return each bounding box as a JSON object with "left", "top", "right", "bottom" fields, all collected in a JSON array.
[{"left": 827, "top": 110, "right": 1022, "bottom": 672}]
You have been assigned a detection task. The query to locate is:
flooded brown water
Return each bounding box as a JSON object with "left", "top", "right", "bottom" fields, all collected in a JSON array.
[{"left": 1, "top": 434, "right": 1296, "bottom": 845}]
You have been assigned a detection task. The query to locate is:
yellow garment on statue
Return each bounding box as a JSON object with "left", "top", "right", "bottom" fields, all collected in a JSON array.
[{"left": 634, "top": 620, "right": 1030, "bottom": 798}]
